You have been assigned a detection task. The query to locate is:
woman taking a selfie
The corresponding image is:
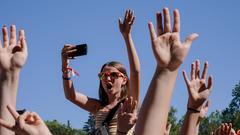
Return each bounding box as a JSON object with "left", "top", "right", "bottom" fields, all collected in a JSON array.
[{"left": 61, "top": 10, "right": 140, "bottom": 135}]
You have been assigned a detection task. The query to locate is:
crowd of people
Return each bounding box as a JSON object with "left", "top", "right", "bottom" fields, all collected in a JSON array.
[{"left": 0, "top": 7, "right": 239, "bottom": 135}]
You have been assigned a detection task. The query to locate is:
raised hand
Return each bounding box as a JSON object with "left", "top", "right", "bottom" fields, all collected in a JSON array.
[
  {"left": 0, "top": 25, "right": 28, "bottom": 73},
  {"left": 211, "top": 123, "right": 236, "bottom": 135},
  {"left": 148, "top": 7, "right": 198, "bottom": 71},
  {"left": 0, "top": 105, "right": 52, "bottom": 135},
  {"left": 183, "top": 60, "right": 213, "bottom": 111},
  {"left": 119, "top": 10, "right": 135, "bottom": 37},
  {"left": 117, "top": 97, "right": 137, "bottom": 135}
]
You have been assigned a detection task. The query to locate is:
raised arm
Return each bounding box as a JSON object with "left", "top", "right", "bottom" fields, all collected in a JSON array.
[
  {"left": 61, "top": 45, "right": 101, "bottom": 114},
  {"left": 0, "top": 25, "right": 28, "bottom": 135},
  {"left": 119, "top": 10, "right": 140, "bottom": 103},
  {"left": 180, "top": 60, "right": 213, "bottom": 135},
  {"left": 135, "top": 7, "right": 198, "bottom": 135}
]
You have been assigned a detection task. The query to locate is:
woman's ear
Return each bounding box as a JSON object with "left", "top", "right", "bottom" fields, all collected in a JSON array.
[{"left": 122, "top": 76, "right": 128, "bottom": 85}]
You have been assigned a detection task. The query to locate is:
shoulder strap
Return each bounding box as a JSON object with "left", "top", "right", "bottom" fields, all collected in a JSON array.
[{"left": 102, "top": 99, "right": 125, "bottom": 126}]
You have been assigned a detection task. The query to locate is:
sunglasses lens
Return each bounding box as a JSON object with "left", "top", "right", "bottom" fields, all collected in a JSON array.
[
  {"left": 98, "top": 72, "right": 124, "bottom": 80},
  {"left": 110, "top": 72, "right": 118, "bottom": 78}
]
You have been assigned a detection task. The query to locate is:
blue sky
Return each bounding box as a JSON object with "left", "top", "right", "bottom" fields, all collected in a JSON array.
[{"left": 1, "top": 0, "right": 240, "bottom": 128}]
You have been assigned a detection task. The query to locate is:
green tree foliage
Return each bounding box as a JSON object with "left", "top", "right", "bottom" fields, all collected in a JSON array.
[
  {"left": 222, "top": 81, "right": 240, "bottom": 130},
  {"left": 199, "top": 110, "right": 222, "bottom": 135},
  {"left": 83, "top": 113, "right": 96, "bottom": 134},
  {"left": 168, "top": 106, "right": 181, "bottom": 135},
  {"left": 199, "top": 81, "right": 240, "bottom": 134},
  {"left": 45, "top": 120, "right": 87, "bottom": 135}
]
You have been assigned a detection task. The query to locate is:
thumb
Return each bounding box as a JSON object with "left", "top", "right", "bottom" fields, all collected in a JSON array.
[{"left": 184, "top": 33, "right": 199, "bottom": 48}]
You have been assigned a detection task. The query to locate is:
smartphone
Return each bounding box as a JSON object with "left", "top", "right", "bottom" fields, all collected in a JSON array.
[{"left": 68, "top": 44, "right": 87, "bottom": 58}]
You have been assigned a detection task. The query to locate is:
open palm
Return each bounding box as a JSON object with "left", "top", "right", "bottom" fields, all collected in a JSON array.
[
  {"left": 149, "top": 8, "right": 198, "bottom": 71},
  {"left": 183, "top": 60, "right": 213, "bottom": 111},
  {"left": 0, "top": 26, "right": 27, "bottom": 72},
  {"left": 119, "top": 10, "right": 135, "bottom": 37}
]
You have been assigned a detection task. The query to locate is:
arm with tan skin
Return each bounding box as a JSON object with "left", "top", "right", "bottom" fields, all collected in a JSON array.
[
  {"left": 195, "top": 100, "right": 210, "bottom": 135},
  {"left": 135, "top": 7, "right": 198, "bottom": 135},
  {"left": 0, "top": 25, "right": 28, "bottom": 135},
  {"left": 0, "top": 105, "right": 52, "bottom": 135},
  {"left": 119, "top": 10, "right": 140, "bottom": 103},
  {"left": 180, "top": 60, "right": 213, "bottom": 135},
  {"left": 61, "top": 45, "right": 101, "bottom": 114}
]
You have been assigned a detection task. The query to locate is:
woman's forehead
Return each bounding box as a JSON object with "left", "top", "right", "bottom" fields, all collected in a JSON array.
[{"left": 102, "top": 66, "right": 119, "bottom": 72}]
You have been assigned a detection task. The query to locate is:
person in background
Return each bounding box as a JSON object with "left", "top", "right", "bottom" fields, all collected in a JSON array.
[{"left": 61, "top": 10, "right": 140, "bottom": 135}]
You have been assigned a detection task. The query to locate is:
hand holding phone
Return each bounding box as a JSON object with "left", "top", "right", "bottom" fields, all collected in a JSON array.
[{"left": 68, "top": 44, "right": 87, "bottom": 58}]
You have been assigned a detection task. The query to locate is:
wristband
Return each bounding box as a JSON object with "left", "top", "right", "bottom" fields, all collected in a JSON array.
[
  {"left": 187, "top": 107, "right": 200, "bottom": 113},
  {"left": 62, "top": 67, "right": 80, "bottom": 76},
  {"left": 117, "top": 129, "right": 127, "bottom": 134}
]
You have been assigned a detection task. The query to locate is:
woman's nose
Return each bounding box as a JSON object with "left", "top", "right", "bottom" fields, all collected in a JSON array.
[{"left": 106, "top": 76, "right": 111, "bottom": 81}]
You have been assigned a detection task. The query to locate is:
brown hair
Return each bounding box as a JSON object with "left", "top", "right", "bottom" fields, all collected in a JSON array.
[{"left": 98, "top": 61, "right": 129, "bottom": 106}]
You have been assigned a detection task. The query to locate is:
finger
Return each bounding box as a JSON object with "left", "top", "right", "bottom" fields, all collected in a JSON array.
[
  {"left": 167, "top": 123, "right": 172, "bottom": 132},
  {"left": 118, "top": 18, "right": 123, "bottom": 26},
  {"left": 126, "top": 10, "right": 130, "bottom": 22},
  {"left": 30, "top": 112, "right": 42, "bottom": 124},
  {"left": 129, "top": 16, "right": 135, "bottom": 25},
  {"left": 132, "top": 100, "right": 138, "bottom": 114},
  {"left": 19, "top": 29, "right": 28, "bottom": 53},
  {"left": 128, "top": 97, "right": 133, "bottom": 113},
  {"left": 119, "top": 103, "right": 124, "bottom": 114},
  {"left": 2, "top": 26, "right": 9, "bottom": 48},
  {"left": 148, "top": 22, "right": 157, "bottom": 42},
  {"left": 18, "top": 114, "right": 27, "bottom": 130},
  {"left": 9, "top": 25, "right": 16, "bottom": 46},
  {"left": 205, "top": 100, "right": 211, "bottom": 108},
  {"left": 124, "top": 10, "right": 128, "bottom": 21},
  {"left": 0, "top": 119, "right": 14, "bottom": 131},
  {"left": 25, "top": 112, "right": 36, "bottom": 124},
  {"left": 173, "top": 9, "right": 180, "bottom": 33},
  {"left": 182, "top": 70, "right": 190, "bottom": 86},
  {"left": 195, "top": 60, "right": 200, "bottom": 79},
  {"left": 7, "top": 105, "right": 19, "bottom": 120},
  {"left": 156, "top": 12, "right": 163, "bottom": 36},
  {"left": 184, "top": 33, "right": 199, "bottom": 48},
  {"left": 126, "top": 97, "right": 132, "bottom": 113},
  {"left": 63, "top": 44, "right": 73, "bottom": 48},
  {"left": 163, "top": 7, "right": 171, "bottom": 33},
  {"left": 123, "top": 98, "right": 129, "bottom": 112},
  {"left": 207, "top": 75, "right": 213, "bottom": 91},
  {"left": 0, "top": 38, "right": 2, "bottom": 48},
  {"left": 128, "top": 10, "right": 134, "bottom": 22},
  {"left": 227, "top": 123, "right": 232, "bottom": 134},
  {"left": 220, "top": 124, "right": 224, "bottom": 134},
  {"left": 191, "top": 62, "right": 196, "bottom": 80},
  {"left": 201, "top": 61, "right": 209, "bottom": 80},
  {"left": 62, "top": 44, "right": 75, "bottom": 53}
]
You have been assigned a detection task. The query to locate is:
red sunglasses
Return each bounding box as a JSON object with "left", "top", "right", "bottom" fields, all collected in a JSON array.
[{"left": 98, "top": 72, "right": 125, "bottom": 80}]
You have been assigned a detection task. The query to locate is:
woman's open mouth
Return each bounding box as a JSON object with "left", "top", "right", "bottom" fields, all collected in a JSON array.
[{"left": 106, "top": 83, "right": 112, "bottom": 90}]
